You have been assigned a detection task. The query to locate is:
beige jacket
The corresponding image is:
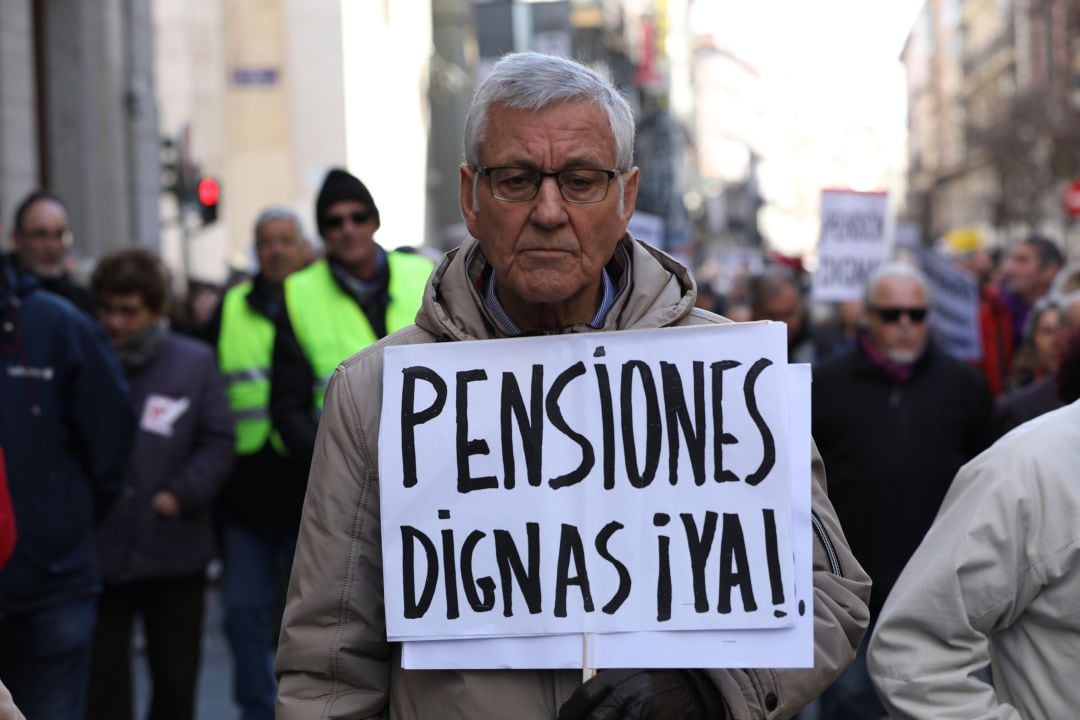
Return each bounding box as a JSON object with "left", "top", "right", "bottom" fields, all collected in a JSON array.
[
  {"left": 276, "top": 236, "right": 870, "bottom": 720},
  {"left": 0, "top": 679, "right": 25, "bottom": 720},
  {"left": 869, "top": 399, "right": 1080, "bottom": 719}
]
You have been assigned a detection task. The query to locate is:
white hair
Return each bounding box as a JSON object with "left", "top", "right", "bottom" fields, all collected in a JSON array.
[
  {"left": 864, "top": 261, "right": 931, "bottom": 305},
  {"left": 464, "top": 52, "right": 635, "bottom": 171}
]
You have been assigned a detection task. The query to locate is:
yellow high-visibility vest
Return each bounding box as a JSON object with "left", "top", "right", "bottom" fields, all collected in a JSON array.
[{"left": 284, "top": 251, "right": 432, "bottom": 409}]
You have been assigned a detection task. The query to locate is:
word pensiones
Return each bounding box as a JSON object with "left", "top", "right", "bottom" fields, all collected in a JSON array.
[{"left": 399, "top": 357, "right": 777, "bottom": 493}]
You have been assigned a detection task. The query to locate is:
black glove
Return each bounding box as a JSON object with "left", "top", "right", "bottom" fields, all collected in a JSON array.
[{"left": 558, "top": 669, "right": 725, "bottom": 720}]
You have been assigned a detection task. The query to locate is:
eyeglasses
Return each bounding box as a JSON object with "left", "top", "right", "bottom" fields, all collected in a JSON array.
[
  {"left": 480, "top": 166, "right": 619, "bottom": 204},
  {"left": 324, "top": 210, "right": 374, "bottom": 229},
  {"left": 871, "top": 307, "right": 929, "bottom": 324},
  {"left": 19, "top": 227, "right": 74, "bottom": 247}
]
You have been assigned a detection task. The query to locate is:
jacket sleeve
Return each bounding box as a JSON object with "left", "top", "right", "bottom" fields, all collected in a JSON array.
[
  {"left": 271, "top": 308, "right": 319, "bottom": 467},
  {"left": 66, "top": 311, "right": 136, "bottom": 522},
  {"left": 167, "top": 350, "right": 235, "bottom": 513},
  {"left": 704, "top": 442, "right": 872, "bottom": 719},
  {"left": 276, "top": 364, "right": 389, "bottom": 719},
  {"left": 867, "top": 449, "right": 1052, "bottom": 719}
]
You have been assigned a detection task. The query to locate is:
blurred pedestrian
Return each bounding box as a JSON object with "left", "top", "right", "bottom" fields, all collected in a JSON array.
[
  {"left": 87, "top": 249, "right": 234, "bottom": 720},
  {"left": 1006, "top": 295, "right": 1062, "bottom": 390},
  {"left": 868, "top": 329, "right": 1080, "bottom": 719},
  {"left": 999, "top": 234, "right": 1063, "bottom": 345},
  {"left": 749, "top": 264, "right": 814, "bottom": 362},
  {"left": 203, "top": 207, "right": 309, "bottom": 720},
  {"left": 946, "top": 230, "right": 1013, "bottom": 396},
  {"left": 994, "top": 290, "right": 1080, "bottom": 436},
  {"left": 270, "top": 168, "right": 433, "bottom": 470},
  {"left": 0, "top": 253, "right": 134, "bottom": 720},
  {"left": 811, "top": 261, "right": 993, "bottom": 717},
  {"left": 5, "top": 190, "right": 94, "bottom": 314}
]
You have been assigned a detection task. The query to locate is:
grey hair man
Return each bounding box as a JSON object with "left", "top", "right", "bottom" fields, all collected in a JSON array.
[
  {"left": 6, "top": 190, "right": 94, "bottom": 314},
  {"left": 275, "top": 52, "right": 870, "bottom": 720},
  {"left": 202, "top": 206, "right": 310, "bottom": 720},
  {"left": 811, "top": 260, "right": 993, "bottom": 716}
]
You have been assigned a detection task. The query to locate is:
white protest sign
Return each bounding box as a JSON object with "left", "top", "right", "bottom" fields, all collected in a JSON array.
[
  {"left": 813, "top": 190, "right": 889, "bottom": 302},
  {"left": 402, "top": 363, "right": 814, "bottom": 670},
  {"left": 916, "top": 247, "right": 982, "bottom": 362},
  {"left": 379, "top": 322, "right": 795, "bottom": 641}
]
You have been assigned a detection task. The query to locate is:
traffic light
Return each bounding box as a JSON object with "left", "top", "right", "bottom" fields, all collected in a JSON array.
[
  {"left": 160, "top": 137, "right": 192, "bottom": 202},
  {"left": 197, "top": 176, "right": 220, "bottom": 226}
]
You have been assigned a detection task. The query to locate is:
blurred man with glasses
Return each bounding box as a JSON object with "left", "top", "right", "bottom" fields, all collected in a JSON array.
[
  {"left": 6, "top": 190, "right": 94, "bottom": 315},
  {"left": 811, "top": 262, "right": 993, "bottom": 717},
  {"left": 275, "top": 52, "right": 872, "bottom": 720},
  {"left": 270, "top": 170, "right": 433, "bottom": 474}
]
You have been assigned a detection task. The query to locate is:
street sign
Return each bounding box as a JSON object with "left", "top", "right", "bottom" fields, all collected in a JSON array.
[{"left": 1063, "top": 180, "right": 1080, "bottom": 218}]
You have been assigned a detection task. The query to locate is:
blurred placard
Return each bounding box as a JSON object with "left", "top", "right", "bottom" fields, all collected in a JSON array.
[
  {"left": 813, "top": 190, "right": 889, "bottom": 302},
  {"left": 916, "top": 247, "right": 982, "bottom": 362}
]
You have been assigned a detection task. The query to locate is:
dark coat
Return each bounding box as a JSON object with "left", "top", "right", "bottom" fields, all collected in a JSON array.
[
  {"left": 0, "top": 264, "right": 134, "bottom": 617},
  {"left": 4, "top": 252, "right": 95, "bottom": 316},
  {"left": 811, "top": 341, "right": 993, "bottom": 618},
  {"left": 992, "top": 375, "right": 1062, "bottom": 439},
  {"left": 96, "top": 332, "right": 234, "bottom": 584}
]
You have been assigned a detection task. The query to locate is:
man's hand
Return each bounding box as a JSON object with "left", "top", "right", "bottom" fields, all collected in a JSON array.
[
  {"left": 558, "top": 669, "right": 725, "bottom": 720},
  {"left": 150, "top": 490, "right": 181, "bottom": 518}
]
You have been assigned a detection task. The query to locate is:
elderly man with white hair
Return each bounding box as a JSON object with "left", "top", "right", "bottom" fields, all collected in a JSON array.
[
  {"left": 810, "top": 261, "right": 994, "bottom": 717},
  {"left": 275, "top": 52, "right": 871, "bottom": 720}
]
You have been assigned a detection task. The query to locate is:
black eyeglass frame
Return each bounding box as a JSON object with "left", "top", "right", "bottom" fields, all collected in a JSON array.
[
  {"left": 478, "top": 166, "right": 620, "bottom": 204},
  {"left": 869, "top": 306, "right": 929, "bottom": 324}
]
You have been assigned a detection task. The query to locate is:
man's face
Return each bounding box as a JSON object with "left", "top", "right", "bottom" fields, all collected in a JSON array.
[
  {"left": 459, "top": 100, "right": 639, "bottom": 329},
  {"left": 866, "top": 276, "right": 930, "bottom": 363},
  {"left": 760, "top": 282, "right": 803, "bottom": 345},
  {"left": 1033, "top": 307, "right": 1062, "bottom": 375},
  {"left": 96, "top": 291, "right": 160, "bottom": 348},
  {"left": 1003, "top": 243, "right": 1054, "bottom": 301},
  {"left": 255, "top": 217, "right": 306, "bottom": 285},
  {"left": 322, "top": 199, "right": 378, "bottom": 278},
  {"left": 12, "top": 199, "right": 71, "bottom": 278}
]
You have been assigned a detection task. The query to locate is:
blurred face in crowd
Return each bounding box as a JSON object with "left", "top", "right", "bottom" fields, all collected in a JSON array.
[
  {"left": 759, "top": 281, "right": 804, "bottom": 345},
  {"left": 1003, "top": 242, "right": 1056, "bottom": 302},
  {"left": 460, "top": 100, "right": 638, "bottom": 331},
  {"left": 322, "top": 199, "right": 378, "bottom": 279},
  {"left": 97, "top": 292, "right": 161, "bottom": 348},
  {"left": 255, "top": 216, "right": 307, "bottom": 286},
  {"left": 12, "top": 198, "right": 71, "bottom": 279},
  {"left": 838, "top": 300, "right": 864, "bottom": 332},
  {"left": 866, "top": 275, "right": 930, "bottom": 364},
  {"left": 1033, "top": 307, "right": 1062, "bottom": 376}
]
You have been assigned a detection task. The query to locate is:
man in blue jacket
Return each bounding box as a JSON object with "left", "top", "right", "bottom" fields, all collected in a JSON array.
[{"left": 0, "top": 254, "right": 135, "bottom": 720}]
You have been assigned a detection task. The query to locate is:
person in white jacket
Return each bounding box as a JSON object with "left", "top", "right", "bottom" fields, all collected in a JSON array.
[{"left": 868, "top": 334, "right": 1080, "bottom": 719}]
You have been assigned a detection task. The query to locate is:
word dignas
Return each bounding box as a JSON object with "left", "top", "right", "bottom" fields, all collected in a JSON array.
[
  {"left": 399, "top": 358, "right": 777, "bottom": 493},
  {"left": 399, "top": 508, "right": 785, "bottom": 623}
]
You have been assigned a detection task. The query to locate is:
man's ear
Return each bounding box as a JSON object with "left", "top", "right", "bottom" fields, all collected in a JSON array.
[
  {"left": 618, "top": 167, "right": 640, "bottom": 229},
  {"left": 459, "top": 164, "right": 480, "bottom": 239}
]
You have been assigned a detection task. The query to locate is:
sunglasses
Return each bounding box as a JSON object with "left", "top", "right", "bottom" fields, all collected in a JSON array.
[
  {"left": 324, "top": 210, "right": 373, "bottom": 229},
  {"left": 871, "top": 307, "right": 928, "bottom": 324}
]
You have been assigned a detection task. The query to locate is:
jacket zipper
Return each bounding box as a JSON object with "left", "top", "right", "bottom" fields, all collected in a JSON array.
[{"left": 811, "top": 511, "right": 843, "bottom": 577}]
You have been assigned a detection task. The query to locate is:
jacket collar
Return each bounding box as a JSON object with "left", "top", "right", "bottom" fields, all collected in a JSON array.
[{"left": 415, "top": 234, "right": 697, "bottom": 342}]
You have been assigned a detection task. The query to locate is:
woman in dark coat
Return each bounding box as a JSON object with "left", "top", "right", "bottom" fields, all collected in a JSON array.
[{"left": 87, "top": 250, "right": 234, "bottom": 720}]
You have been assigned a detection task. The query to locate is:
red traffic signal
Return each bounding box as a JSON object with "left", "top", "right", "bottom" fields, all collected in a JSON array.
[
  {"left": 197, "top": 177, "right": 220, "bottom": 207},
  {"left": 197, "top": 177, "right": 220, "bottom": 225}
]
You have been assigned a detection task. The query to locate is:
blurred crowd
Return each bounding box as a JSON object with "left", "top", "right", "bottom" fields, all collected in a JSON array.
[{"left": 1, "top": 169, "right": 1078, "bottom": 720}]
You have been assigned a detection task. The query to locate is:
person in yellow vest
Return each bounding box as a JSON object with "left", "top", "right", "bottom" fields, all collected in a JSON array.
[
  {"left": 202, "top": 207, "right": 309, "bottom": 720},
  {"left": 270, "top": 169, "right": 433, "bottom": 471}
]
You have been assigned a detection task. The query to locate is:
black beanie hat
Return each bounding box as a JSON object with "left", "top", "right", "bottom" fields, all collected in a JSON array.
[{"left": 315, "top": 168, "right": 380, "bottom": 237}]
